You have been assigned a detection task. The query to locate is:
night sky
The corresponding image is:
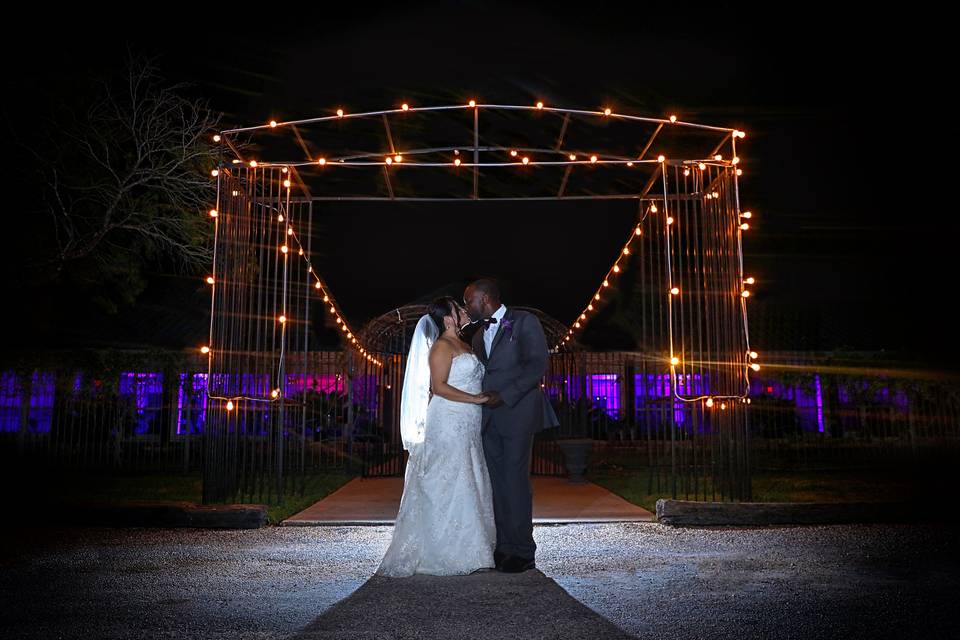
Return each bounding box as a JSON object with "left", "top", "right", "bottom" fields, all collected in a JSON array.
[{"left": 5, "top": 2, "right": 955, "bottom": 365}]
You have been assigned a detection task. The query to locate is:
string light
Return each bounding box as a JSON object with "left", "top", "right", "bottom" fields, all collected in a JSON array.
[
  {"left": 569, "top": 154, "right": 577, "bottom": 161},
  {"left": 213, "top": 134, "right": 221, "bottom": 142},
  {"left": 206, "top": 276, "right": 215, "bottom": 285},
  {"left": 278, "top": 315, "right": 287, "bottom": 323},
  {"left": 706, "top": 398, "right": 714, "bottom": 407},
  {"left": 741, "top": 290, "right": 751, "bottom": 298},
  {"left": 522, "top": 156, "right": 530, "bottom": 165},
  {"left": 200, "top": 346, "right": 210, "bottom": 354},
  {"left": 740, "top": 223, "right": 750, "bottom": 230},
  {"left": 318, "top": 157, "right": 327, "bottom": 165},
  {"left": 590, "top": 155, "right": 598, "bottom": 163},
  {"left": 226, "top": 400, "right": 234, "bottom": 411},
  {"left": 750, "top": 363, "right": 761, "bottom": 371},
  {"left": 670, "top": 115, "right": 677, "bottom": 123},
  {"left": 749, "top": 351, "right": 758, "bottom": 359},
  {"left": 454, "top": 158, "right": 461, "bottom": 166},
  {"left": 211, "top": 169, "right": 219, "bottom": 177},
  {"left": 603, "top": 107, "right": 612, "bottom": 116},
  {"left": 536, "top": 101, "right": 544, "bottom": 109},
  {"left": 209, "top": 209, "right": 218, "bottom": 218},
  {"left": 270, "top": 120, "right": 278, "bottom": 128},
  {"left": 401, "top": 103, "right": 409, "bottom": 111},
  {"left": 510, "top": 150, "right": 518, "bottom": 157},
  {"left": 249, "top": 160, "right": 258, "bottom": 168},
  {"left": 670, "top": 287, "right": 680, "bottom": 295},
  {"left": 698, "top": 163, "right": 706, "bottom": 170},
  {"left": 394, "top": 153, "right": 403, "bottom": 163},
  {"left": 741, "top": 211, "right": 752, "bottom": 219},
  {"left": 657, "top": 155, "right": 665, "bottom": 163},
  {"left": 670, "top": 357, "right": 680, "bottom": 366},
  {"left": 469, "top": 99, "right": 476, "bottom": 107},
  {"left": 336, "top": 108, "right": 344, "bottom": 117},
  {"left": 745, "top": 277, "right": 755, "bottom": 285}
]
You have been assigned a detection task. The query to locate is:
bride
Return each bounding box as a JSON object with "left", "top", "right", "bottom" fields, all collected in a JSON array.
[{"left": 374, "top": 296, "right": 497, "bottom": 577}]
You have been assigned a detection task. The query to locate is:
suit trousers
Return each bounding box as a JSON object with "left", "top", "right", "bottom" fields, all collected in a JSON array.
[{"left": 481, "top": 419, "right": 536, "bottom": 559}]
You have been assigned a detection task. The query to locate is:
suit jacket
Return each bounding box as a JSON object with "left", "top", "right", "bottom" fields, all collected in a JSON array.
[{"left": 471, "top": 307, "right": 560, "bottom": 434}]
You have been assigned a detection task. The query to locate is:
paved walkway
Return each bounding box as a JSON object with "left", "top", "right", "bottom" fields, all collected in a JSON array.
[{"left": 281, "top": 476, "right": 654, "bottom": 525}]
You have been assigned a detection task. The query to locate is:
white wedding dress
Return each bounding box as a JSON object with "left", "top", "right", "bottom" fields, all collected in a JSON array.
[{"left": 375, "top": 351, "right": 497, "bottom": 577}]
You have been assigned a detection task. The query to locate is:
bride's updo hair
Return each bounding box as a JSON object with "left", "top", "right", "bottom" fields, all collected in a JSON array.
[{"left": 427, "top": 296, "right": 460, "bottom": 336}]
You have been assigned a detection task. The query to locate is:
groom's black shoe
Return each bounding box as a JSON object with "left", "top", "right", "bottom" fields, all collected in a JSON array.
[
  {"left": 500, "top": 555, "right": 535, "bottom": 573},
  {"left": 494, "top": 550, "right": 510, "bottom": 570}
]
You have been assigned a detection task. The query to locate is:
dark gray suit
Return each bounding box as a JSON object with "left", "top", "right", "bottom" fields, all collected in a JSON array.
[{"left": 472, "top": 307, "right": 559, "bottom": 560}]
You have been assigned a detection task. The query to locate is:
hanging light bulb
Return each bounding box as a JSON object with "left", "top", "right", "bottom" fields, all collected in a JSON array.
[
  {"left": 271, "top": 389, "right": 279, "bottom": 398},
  {"left": 249, "top": 160, "right": 258, "bottom": 168},
  {"left": 721, "top": 402, "right": 727, "bottom": 410},
  {"left": 603, "top": 107, "right": 612, "bottom": 116},
  {"left": 336, "top": 108, "right": 344, "bottom": 117},
  {"left": 742, "top": 290, "right": 751, "bottom": 298},
  {"left": 283, "top": 179, "right": 291, "bottom": 188},
  {"left": 200, "top": 346, "right": 210, "bottom": 354},
  {"left": 736, "top": 169, "right": 743, "bottom": 176},
  {"left": 569, "top": 154, "right": 577, "bottom": 161},
  {"left": 211, "top": 169, "right": 219, "bottom": 177},
  {"left": 385, "top": 156, "right": 393, "bottom": 165},
  {"left": 706, "top": 398, "right": 714, "bottom": 407},
  {"left": 226, "top": 400, "right": 234, "bottom": 411},
  {"left": 206, "top": 276, "right": 215, "bottom": 285},
  {"left": 595, "top": 293, "right": 601, "bottom": 300},
  {"left": 278, "top": 315, "right": 287, "bottom": 323},
  {"left": 670, "top": 287, "right": 680, "bottom": 295},
  {"left": 323, "top": 295, "right": 329, "bottom": 302},
  {"left": 751, "top": 363, "right": 761, "bottom": 371},
  {"left": 454, "top": 158, "right": 461, "bottom": 166},
  {"left": 213, "top": 134, "right": 221, "bottom": 142},
  {"left": 522, "top": 156, "right": 530, "bottom": 164},
  {"left": 401, "top": 103, "right": 409, "bottom": 111},
  {"left": 698, "top": 163, "right": 706, "bottom": 170},
  {"left": 269, "top": 120, "right": 278, "bottom": 128},
  {"left": 732, "top": 157, "right": 740, "bottom": 165},
  {"left": 635, "top": 227, "right": 642, "bottom": 236},
  {"left": 657, "top": 155, "right": 666, "bottom": 163},
  {"left": 623, "top": 247, "right": 630, "bottom": 255},
  {"left": 666, "top": 216, "right": 674, "bottom": 225},
  {"left": 613, "top": 264, "right": 620, "bottom": 273},
  {"left": 670, "top": 115, "right": 677, "bottom": 123},
  {"left": 603, "top": 280, "right": 610, "bottom": 287},
  {"left": 741, "top": 223, "right": 750, "bottom": 230},
  {"left": 590, "top": 155, "right": 598, "bottom": 163},
  {"left": 684, "top": 169, "right": 690, "bottom": 176},
  {"left": 209, "top": 209, "right": 218, "bottom": 218},
  {"left": 741, "top": 211, "right": 752, "bottom": 219},
  {"left": 670, "top": 356, "right": 680, "bottom": 366},
  {"left": 714, "top": 154, "right": 723, "bottom": 161},
  {"left": 281, "top": 245, "right": 289, "bottom": 254},
  {"left": 650, "top": 204, "right": 658, "bottom": 213},
  {"left": 536, "top": 101, "right": 544, "bottom": 109},
  {"left": 394, "top": 154, "right": 402, "bottom": 163},
  {"left": 315, "top": 281, "right": 322, "bottom": 289},
  {"left": 580, "top": 313, "right": 587, "bottom": 320},
  {"left": 468, "top": 99, "right": 476, "bottom": 107},
  {"left": 749, "top": 351, "right": 758, "bottom": 359},
  {"left": 587, "top": 304, "right": 594, "bottom": 310},
  {"left": 318, "top": 157, "right": 327, "bottom": 165},
  {"left": 745, "top": 277, "right": 756, "bottom": 285},
  {"left": 574, "top": 321, "right": 581, "bottom": 328},
  {"left": 626, "top": 161, "right": 634, "bottom": 167}
]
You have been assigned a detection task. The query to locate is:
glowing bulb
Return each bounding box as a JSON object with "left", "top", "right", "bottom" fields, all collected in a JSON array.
[
  {"left": 213, "top": 134, "right": 221, "bottom": 142},
  {"left": 249, "top": 160, "right": 258, "bottom": 168},
  {"left": 342, "top": 324, "right": 348, "bottom": 331},
  {"left": 626, "top": 161, "right": 634, "bottom": 167},
  {"left": 226, "top": 400, "right": 234, "bottom": 411},
  {"left": 336, "top": 108, "right": 344, "bottom": 117},
  {"left": 281, "top": 167, "right": 288, "bottom": 174},
  {"left": 522, "top": 156, "right": 530, "bottom": 164},
  {"left": 594, "top": 293, "right": 601, "bottom": 300},
  {"left": 587, "top": 304, "right": 594, "bottom": 311},
  {"left": 732, "top": 130, "right": 741, "bottom": 138},
  {"left": 536, "top": 101, "right": 544, "bottom": 109},
  {"left": 737, "top": 130, "right": 746, "bottom": 138},
  {"left": 736, "top": 169, "right": 743, "bottom": 176},
  {"left": 206, "top": 276, "right": 215, "bottom": 284},
  {"left": 613, "top": 265, "right": 620, "bottom": 273},
  {"left": 323, "top": 295, "right": 329, "bottom": 302},
  {"left": 714, "top": 154, "right": 722, "bottom": 161},
  {"left": 270, "top": 120, "right": 279, "bottom": 128},
  {"left": 277, "top": 214, "right": 284, "bottom": 222},
  {"left": 751, "top": 363, "right": 761, "bottom": 371},
  {"left": 749, "top": 351, "right": 758, "bottom": 359},
  {"left": 271, "top": 389, "right": 279, "bottom": 398},
  {"left": 315, "top": 281, "right": 322, "bottom": 289},
  {"left": 657, "top": 155, "right": 665, "bottom": 163},
  {"left": 510, "top": 150, "right": 518, "bottom": 157},
  {"left": 670, "top": 115, "right": 677, "bottom": 123},
  {"left": 603, "top": 107, "right": 612, "bottom": 116},
  {"left": 683, "top": 169, "right": 690, "bottom": 176},
  {"left": 741, "top": 211, "right": 752, "bottom": 219},
  {"left": 706, "top": 398, "right": 714, "bottom": 407},
  {"left": 623, "top": 247, "right": 630, "bottom": 255},
  {"left": 351, "top": 338, "right": 357, "bottom": 343},
  {"left": 602, "top": 280, "right": 609, "bottom": 287},
  {"left": 666, "top": 216, "right": 674, "bottom": 225},
  {"left": 580, "top": 313, "right": 587, "bottom": 320},
  {"left": 732, "top": 157, "right": 740, "bottom": 165},
  {"left": 670, "top": 287, "right": 680, "bottom": 295},
  {"left": 650, "top": 204, "right": 658, "bottom": 213},
  {"left": 468, "top": 99, "right": 476, "bottom": 107},
  {"left": 298, "top": 248, "right": 303, "bottom": 256},
  {"left": 721, "top": 402, "right": 727, "bottom": 410},
  {"left": 278, "top": 315, "right": 286, "bottom": 323},
  {"left": 745, "top": 277, "right": 755, "bottom": 285},
  {"left": 232, "top": 160, "right": 240, "bottom": 165},
  {"left": 698, "top": 163, "right": 706, "bottom": 170},
  {"left": 385, "top": 157, "right": 393, "bottom": 165},
  {"left": 401, "top": 103, "right": 409, "bottom": 111},
  {"left": 574, "top": 322, "right": 581, "bottom": 328},
  {"left": 712, "top": 191, "right": 719, "bottom": 198},
  {"left": 200, "top": 346, "right": 210, "bottom": 354},
  {"left": 329, "top": 306, "right": 336, "bottom": 313},
  {"left": 347, "top": 333, "right": 352, "bottom": 339},
  {"left": 209, "top": 209, "right": 218, "bottom": 218},
  {"left": 569, "top": 154, "right": 577, "bottom": 161},
  {"left": 741, "top": 290, "right": 751, "bottom": 298},
  {"left": 318, "top": 157, "right": 326, "bottom": 165},
  {"left": 670, "top": 357, "right": 679, "bottom": 366},
  {"left": 283, "top": 180, "right": 291, "bottom": 188},
  {"left": 281, "top": 245, "right": 289, "bottom": 254},
  {"left": 452, "top": 157, "right": 461, "bottom": 166},
  {"left": 336, "top": 317, "right": 342, "bottom": 324},
  {"left": 741, "top": 223, "right": 750, "bottom": 230},
  {"left": 394, "top": 154, "right": 402, "bottom": 163},
  {"left": 211, "top": 169, "right": 219, "bottom": 177},
  {"left": 635, "top": 227, "right": 642, "bottom": 236}
]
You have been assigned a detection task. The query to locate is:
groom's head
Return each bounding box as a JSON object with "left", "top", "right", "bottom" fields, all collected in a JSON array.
[{"left": 463, "top": 278, "right": 501, "bottom": 322}]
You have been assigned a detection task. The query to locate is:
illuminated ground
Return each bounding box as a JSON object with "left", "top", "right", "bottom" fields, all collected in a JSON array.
[{"left": 1, "top": 522, "right": 957, "bottom": 639}]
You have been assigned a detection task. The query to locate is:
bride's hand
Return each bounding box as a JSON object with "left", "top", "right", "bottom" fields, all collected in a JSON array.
[{"left": 473, "top": 393, "right": 490, "bottom": 404}]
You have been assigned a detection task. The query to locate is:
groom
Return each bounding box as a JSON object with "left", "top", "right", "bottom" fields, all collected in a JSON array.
[{"left": 463, "top": 278, "right": 560, "bottom": 573}]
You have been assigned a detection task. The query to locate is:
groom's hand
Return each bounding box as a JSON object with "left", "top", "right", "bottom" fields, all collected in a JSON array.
[{"left": 485, "top": 390, "right": 504, "bottom": 408}]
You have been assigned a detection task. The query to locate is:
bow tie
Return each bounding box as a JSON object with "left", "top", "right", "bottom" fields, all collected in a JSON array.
[{"left": 483, "top": 317, "right": 498, "bottom": 331}]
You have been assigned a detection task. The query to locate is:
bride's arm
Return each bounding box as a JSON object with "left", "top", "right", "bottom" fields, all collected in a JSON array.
[{"left": 428, "top": 344, "right": 488, "bottom": 404}]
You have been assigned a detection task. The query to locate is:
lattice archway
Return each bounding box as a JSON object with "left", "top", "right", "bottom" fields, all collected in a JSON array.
[{"left": 201, "top": 102, "right": 756, "bottom": 502}]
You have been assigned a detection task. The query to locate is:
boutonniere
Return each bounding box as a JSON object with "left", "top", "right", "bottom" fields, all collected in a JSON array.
[{"left": 501, "top": 318, "right": 515, "bottom": 341}]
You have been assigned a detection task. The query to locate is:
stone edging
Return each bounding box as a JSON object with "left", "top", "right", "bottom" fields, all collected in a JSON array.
[{"left": 656, "top": 499, "right": 913, "bottom": 526}]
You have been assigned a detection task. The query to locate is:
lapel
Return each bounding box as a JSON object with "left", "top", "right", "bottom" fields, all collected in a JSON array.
[
  {"left": 472, "top": 323, "right": 488, "bottom": 366},
  {"left": 488, "top": 307, "right": 515, "bottom": 361}
]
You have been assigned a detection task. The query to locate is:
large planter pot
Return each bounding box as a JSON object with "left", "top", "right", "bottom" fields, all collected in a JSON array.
[{"left": 557, "top": 438, "right": 593, "bottom": 484}]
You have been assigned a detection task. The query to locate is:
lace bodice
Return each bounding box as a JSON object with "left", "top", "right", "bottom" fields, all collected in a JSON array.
[{"left": 440, "top": 352, "right": 484, "bottom": 396}]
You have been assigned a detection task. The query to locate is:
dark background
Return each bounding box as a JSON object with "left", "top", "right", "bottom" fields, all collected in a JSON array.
[{"left": 4, "top": 2, "right": 955, "bottom": 365}]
